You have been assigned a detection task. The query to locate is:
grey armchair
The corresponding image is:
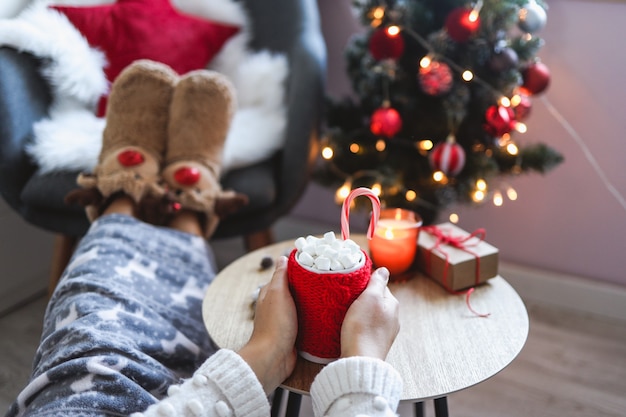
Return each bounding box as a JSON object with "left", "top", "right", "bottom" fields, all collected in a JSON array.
[{"left": 0, "top": 0, "right": 326, "bottom": 286}]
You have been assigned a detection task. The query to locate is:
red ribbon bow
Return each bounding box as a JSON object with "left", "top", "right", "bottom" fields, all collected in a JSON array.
[{"left": 421, "top": 225, "right": 490, "bottom": 317}]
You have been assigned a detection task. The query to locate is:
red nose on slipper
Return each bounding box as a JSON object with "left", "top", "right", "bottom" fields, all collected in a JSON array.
[
  {"left": 174, "top": 166, "right": 201, "bottom": 185},
  {"left": 117, "top": 150, "right": 145, "bottom": 167}
]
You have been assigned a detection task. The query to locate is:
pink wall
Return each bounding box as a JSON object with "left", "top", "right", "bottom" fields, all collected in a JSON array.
[{"left": 294, "top": 0, "right": 626, "bottom": 288}]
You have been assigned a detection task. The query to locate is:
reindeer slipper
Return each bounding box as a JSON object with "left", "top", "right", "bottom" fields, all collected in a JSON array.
[
  {"left": 66, "top": 60, "right": 178, "bottom": 220},
  {"left": 160, "top": 69, "right": 248, "bottom": 238}
]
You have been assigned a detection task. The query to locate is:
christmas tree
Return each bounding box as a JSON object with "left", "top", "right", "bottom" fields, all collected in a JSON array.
[{"left": 315, "top": 0, "right": 564, "bottom": 224}]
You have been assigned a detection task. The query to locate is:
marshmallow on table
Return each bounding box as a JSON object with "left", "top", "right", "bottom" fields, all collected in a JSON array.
[{"left": 294, "top": 232, "right": 363, "bottom": 272}]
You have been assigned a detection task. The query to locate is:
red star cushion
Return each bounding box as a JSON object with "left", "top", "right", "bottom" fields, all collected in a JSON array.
[{"left": 50, "top": 0, "right": 239, "bottom": 116}]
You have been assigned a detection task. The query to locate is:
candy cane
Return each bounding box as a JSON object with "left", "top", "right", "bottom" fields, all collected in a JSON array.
[{"left": 341, "top": 187, "right": 381, "bottom": 240}]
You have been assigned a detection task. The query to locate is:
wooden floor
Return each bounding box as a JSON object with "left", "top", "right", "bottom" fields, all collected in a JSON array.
[{"left": 1, "top": 217, "right": 626, "bottom": 417}]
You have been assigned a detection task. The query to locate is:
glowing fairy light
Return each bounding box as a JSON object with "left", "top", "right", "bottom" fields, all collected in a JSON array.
[
  {"left": 462, "top": 70, "right": 474, "bottom": 81},
  {"left": 372, "top": 6, "right": 384, "bottom": 19},
  {"left": 350, "top": 143, "right": 360, "bottom": 153},
  {"left": 449, "top": 213, "right": 459, "bottom": 223},
  {"left": 405, "top": 189, "right": 417, "bottom": 201},
  {"left": 493, "top": 191, "right": 504, "bottom": 206},
  {"left": 335, "top": 183, "right": 351, "bottom": 204},
  {"left": 322, "top": 146, "right": 333, "bottom": 159},
  {"left": 506, "top": 143, "right": 519, "bottom": 155},
  {"left": 507, "top": 186, "right": 518, "bottom": 200},
  {"left": 419, "top": 139, "right": 433, "bottom": 151},
  {"left": 472, "top": 190, "right": 485, "bottom": 202},
  {"left": 476, "top": 179, "right": 487, "bottom": 191},
  {"left": 387, "top": 25, "right": 401, "bottom": 36},
  {"left": 433, "top": 170, "right": 445, "bottom": 182},
  {"left": 375, "top": 139, "right": 386, "bottom": 151}
]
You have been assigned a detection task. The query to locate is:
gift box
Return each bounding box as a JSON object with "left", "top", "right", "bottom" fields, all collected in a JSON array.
[{"left": 417, "top": 222, "right": 499, "bottom": 291}]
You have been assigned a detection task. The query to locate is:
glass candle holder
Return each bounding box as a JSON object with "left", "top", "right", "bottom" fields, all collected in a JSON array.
[{"left": 368, "top": 208, "right": 422, "bottom": 277}]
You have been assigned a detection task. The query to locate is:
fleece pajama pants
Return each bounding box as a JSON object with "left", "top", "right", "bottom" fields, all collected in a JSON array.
[{"left": 6, "top": 214, "right": 219, "bottom": 417}]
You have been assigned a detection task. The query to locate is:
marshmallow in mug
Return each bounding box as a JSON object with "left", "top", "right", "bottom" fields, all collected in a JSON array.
[{"left": 294, "top": 231, "right": 363, "bottom": 272}]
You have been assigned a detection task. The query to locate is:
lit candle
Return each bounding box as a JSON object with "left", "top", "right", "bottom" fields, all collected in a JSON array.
[{"left": 369, "top": 208, "right": 422, "bottom": 277}]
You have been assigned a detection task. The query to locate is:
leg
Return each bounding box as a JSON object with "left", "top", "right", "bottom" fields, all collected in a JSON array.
[
  {"left": 434, "top": 397, "right": 449, "bottom": 417},
  {"left": 244, "top": 228, "right": 275, "bottom": 252},
  {"left": 7, "top": 213, "right": 218, "bottom": 417},
  {"left": 167, "top": 209, "right": 206, "bottom": 237},
  {"left": 285, "top": 392, "right": 302, "bottom": 417},
  {"left": 102, "top": 194, "right": 206, "bottom": 237},
  {"left": 270, "top": 387, "right": 285, "bottom": 417},
  {"left": 414, "top": 401, "right": 424, "bottom": 417}
]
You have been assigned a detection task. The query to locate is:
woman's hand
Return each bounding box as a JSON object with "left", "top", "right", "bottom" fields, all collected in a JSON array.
[
  {"left": 340, "top": 267, "right": 400, "bottom": 360},
  {"left": 238, "top": 256, "right": 297, "bottom": 394}
]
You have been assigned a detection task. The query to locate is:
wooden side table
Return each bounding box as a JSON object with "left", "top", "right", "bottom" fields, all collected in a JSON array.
[{"left": 203, "top": 235, "right": 529, "bottom": 416}]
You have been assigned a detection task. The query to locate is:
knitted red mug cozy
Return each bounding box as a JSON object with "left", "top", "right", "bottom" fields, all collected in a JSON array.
[{"left": 287, "top": 188, "right": 380, "bottom": 364}]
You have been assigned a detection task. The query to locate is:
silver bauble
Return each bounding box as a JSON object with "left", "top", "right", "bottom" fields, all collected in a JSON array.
[{"left": 518, "top": 1, "right": 547, "bottom": 33}]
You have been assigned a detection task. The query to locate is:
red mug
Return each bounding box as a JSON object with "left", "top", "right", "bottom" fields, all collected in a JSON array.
[{"left": 287, "top": 248, "right": 372, "bottom": 364}]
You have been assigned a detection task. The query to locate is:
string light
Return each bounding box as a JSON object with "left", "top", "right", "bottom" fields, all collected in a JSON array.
[
  {"left": 500, "top": 133, "right": 511, "bottom": 143},
  {"left": 419, "top": 55, "right": 432, "bottom": 68},
  {"left": 506, "top": 143, "right": 519, "bottom": 155},
  {"left": 405, "top": 189, "right": 417, "bottom": 201},
  {"left": 418, "top": 139, "right": 433, "bottom": 151},
  {"left": 462, "top": 70, "right": 474, "bottom": 81},
  {"left": 433, "top": 170, "right": 446, "bottom": 182},
  {"left": 449, "top": 213, "right": 459, "bottom": 223},
  {"left": 350, "top": 143, "right": 361, "bottom": 153},
  {"left": 506, "top": 186, "right": 518, "bottom": 200},
  {"left": 476, "top": 179, "right": 487, "bottom": 191},
  {"left": 321, "top": 146, "right": 333, "bottom": 160},
  {"left": 510, "top": 94, "right": 522, "bottom": 106},
  {"left": 387, "top": 25, "right": 401, "bottom": 36},
  {"left": 515, "top": 122, "right": 527, "bottom": 133},
  {"left": 335, "top": 183, "right": 351, "bottom": 204},
  {"left": 499, "top": 96, "right": 511, "bottom": 107},
  {"left": 369, "top": 6, "right": 385, "bottom": 27},
  {"left": 469, "top": 0, "right": 483, "bottom": 21},
  {"left": 493, "top": 191, "right": 504, "bottom": 206},
  {"left": 371, "top": 183, "right": 382, "bottom": 196},
  {"left": 375, "top": 139, "right": 386, "bottom": 151},
  {"left": 472, "top": 190, "right": 486, "bottom": 202},
  {"left": 371, "top": 6, "right": 385, "bottom": 19}
]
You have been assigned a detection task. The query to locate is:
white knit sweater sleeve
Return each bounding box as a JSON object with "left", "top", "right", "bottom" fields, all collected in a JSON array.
[
  {"left": 310, "top": 357, "right": 403, "bottom": 417},
  {"left": 131, "top": 349, "right": 270, "bottom": 417}
]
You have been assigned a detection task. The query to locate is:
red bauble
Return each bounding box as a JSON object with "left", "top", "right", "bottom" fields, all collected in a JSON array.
[
  {"left": 370, "top": 106, "right": 402, "bottom": 138},
  {"left": 513, "top": 95, "right": 532, "bottom": 121},
  {"left": 368, "top": 27, "right": 405, "bottom": 61},
  {"left": 484, "top": 105, "right": 516, "bottom": 137},
  {"left": 521, "top": 61, "right": 550, "bottom": 95},
  {"left": 429, "top": 138, "right": 466, "bottom": 176},
  {"left": 418, "top": 61, "right": 453, "bottom": 96},
  {"left": 445, "top": 7, "right": 481, "bottom": 43}
]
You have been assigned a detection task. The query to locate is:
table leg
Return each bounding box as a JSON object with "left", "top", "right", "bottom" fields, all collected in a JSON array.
[
  {"left": 414, "top": 401, "right": 424, "bottom": 417},
  {"left": 285, "top": 392, "right": 302, "bottom": 417},
  {"left": 270, "top": 388, "right": 284, "bottom": 417},
  {"left": 434, "top": 397, "right": 449, "bottom": 417}
]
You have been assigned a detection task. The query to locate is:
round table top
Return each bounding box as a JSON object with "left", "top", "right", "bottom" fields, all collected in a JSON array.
[{"left": 203, "top": 235, "right": 529, "bottom": 401}]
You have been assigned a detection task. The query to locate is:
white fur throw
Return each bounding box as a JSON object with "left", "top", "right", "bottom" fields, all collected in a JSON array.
[{"left": 0, "top": 0, "right": 288, "bottom": 175}]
